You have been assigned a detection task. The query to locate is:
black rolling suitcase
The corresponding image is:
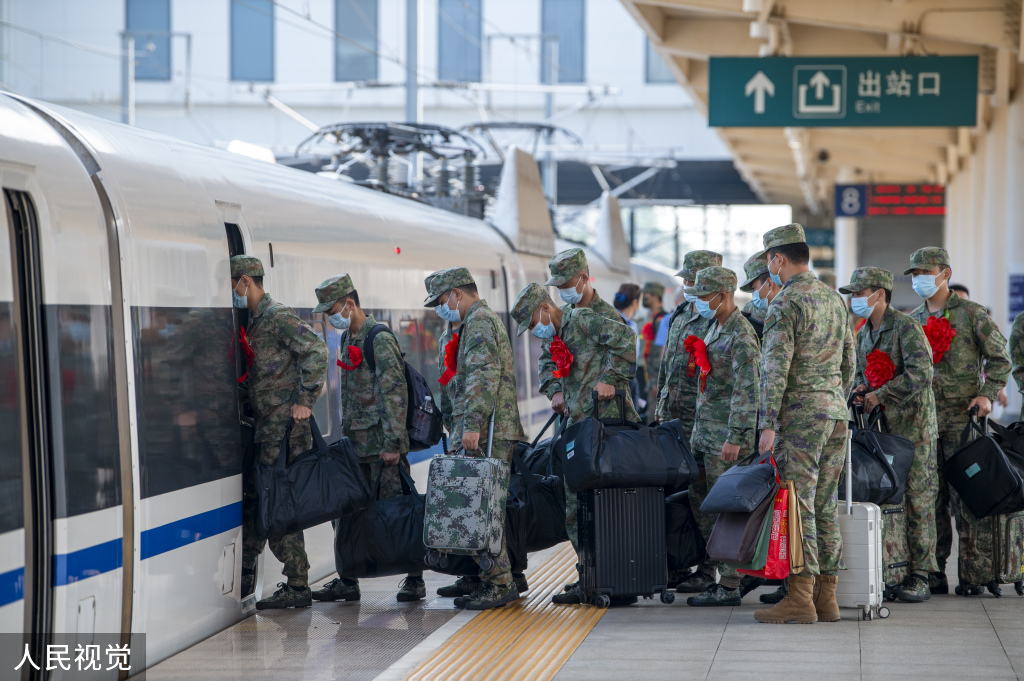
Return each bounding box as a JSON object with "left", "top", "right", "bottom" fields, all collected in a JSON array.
[{"left": 577, "top": 487, "right": 674, "bottom": 608}]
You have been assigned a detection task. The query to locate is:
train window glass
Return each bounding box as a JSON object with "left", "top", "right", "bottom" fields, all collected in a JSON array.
[
  {"left": 335, "top": 0, "right": 378, "bottom": 82},
  {"left": 0, "top": 275, "right": 22, "bottom": 535},
  {"left": 224, "top": 223, "right": 244, "bottom": 258},
  {"left": 49, "top": 305, "right": 122, "bottom": 517},
  {"left": 230, "top": 0, "right": 275, "bottom": 82},
  {"left": 133, "top": 306, "right": 242, "bottom": 500},
  {"left": 126, "top": 0, "right": 171, "bottom": 81}
]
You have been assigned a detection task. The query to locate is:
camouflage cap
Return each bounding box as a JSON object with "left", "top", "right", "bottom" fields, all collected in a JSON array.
[
  {"left": 230, "top": 255, "right": 264, "bottom": 279},
  {"left": 838, "top": 266, "right": 893, "bottom": 295},
  {"left": 675, "top": 250, "right": 723, "bottom": 280},
  {"left": 904, "top": 246, "right": 950, "bottom": 275},
  {"left": 313, "top": 274, "right": 355, "bottom": 314},
  {"left": 423, "top": 266, "right": 476, "bottom": 306},
  {"left": 511, "top": 283, "right": 550, "bottom": 336},
  {"left": 545, "top": 248, "right": 589, "bottom": 286},
  {"left": 738, "top": 254, "right": 770, "bottom": 292},
  {"left": 753, "top": 223, "right": 806, "bottom": 260},
  {"left": 817, "top": 271, "right": 837, "bottom": 289},
  {"left": 643, "top": 281, "right": 666, "bottom": 297},
  {"left": 684, "top": 266, "right": 737, "bottom": 297}
]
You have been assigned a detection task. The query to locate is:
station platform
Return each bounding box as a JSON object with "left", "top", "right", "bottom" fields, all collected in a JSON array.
[{"left": 146, "top": 543, "right": 1024, "bottom": 681}]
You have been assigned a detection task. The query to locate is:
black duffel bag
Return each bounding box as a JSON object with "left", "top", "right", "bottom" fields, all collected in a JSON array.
[
  {"left": 559, "top": 390, "right": 699, "bottom": 493},
  {"left": 335, "top": 465, "right": 528, "bottom": 580},
  {"left": 519, "top": 413, "right": 564, "bottom": 479},
  {"left": 839, "top": 403, "right": 915, "bottom": 506},
  {"left": 253, "top": 417, "right": 369, "bottom": 540},
  {"left": 666, "top": 491, "right": 706, "bottom": 572},
  {"left": 509, "top": 448, "right": 568, "bottom": 553},
  {"left": 944, "top": 410, "right": 1024, "bottom": 518},
  {"left": 700, "top": 451, "right": 778, "bottom": 514}
]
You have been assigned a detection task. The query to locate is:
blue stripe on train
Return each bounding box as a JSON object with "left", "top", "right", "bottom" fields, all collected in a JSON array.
[
  {"left": 54, "top": 538, "right": 123, "bottom": 586},
  {"left": 140, "top": 501, "right": 242, "bottom": 560},
  {"left": 0, "top": 566, "right": 25, "bottom": 606}
]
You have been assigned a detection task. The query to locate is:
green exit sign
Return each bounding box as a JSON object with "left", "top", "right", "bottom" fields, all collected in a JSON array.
[{"left": 708, "top": 56, "right": 977, "bottom": 127}]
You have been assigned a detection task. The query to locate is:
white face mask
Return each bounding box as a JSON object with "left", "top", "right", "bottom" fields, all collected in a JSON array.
[
  {"left": 328, "top": 303, "right": 351, "bottom": 330},
  {"left": 558, "top": 274, "right": 586, "bottom": 305}
]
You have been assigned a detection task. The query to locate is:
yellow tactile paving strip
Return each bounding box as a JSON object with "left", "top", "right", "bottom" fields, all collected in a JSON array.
[{"left": 405, "top": 544, "right": 606, "bottom": 681}]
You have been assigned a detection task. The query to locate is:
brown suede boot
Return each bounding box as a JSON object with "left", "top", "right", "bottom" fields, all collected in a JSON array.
[
  {"left": 812, "top": 574, "right": 840, "bottom": 622},
  {"left": 754, "top": 573, "right": 817, "bottom": 624}
]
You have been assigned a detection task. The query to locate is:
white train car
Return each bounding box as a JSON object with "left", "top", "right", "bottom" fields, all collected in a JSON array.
[{"left": 0, "top": 93, "right": 678, "bottom": 674}]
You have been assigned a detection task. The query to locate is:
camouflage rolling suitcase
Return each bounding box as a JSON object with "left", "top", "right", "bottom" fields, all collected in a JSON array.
[
  {"left": 880, "top": 504, "right": 909, "bottom": 601},
  {"left": 955, "top": 509, "right": 1024, "bottom": 597},
  {"left": 423, "top": 411, "right": 510, "bottom": 571}
]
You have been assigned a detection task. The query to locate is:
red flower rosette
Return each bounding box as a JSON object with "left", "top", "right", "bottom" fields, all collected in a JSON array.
[
  {"left": 864, "top": 349, "right": 895, "bottom": 390},
  {"left": 238, "top": 327, "right": 255, "bottom": 384},
  {"left": 439, "top": 332, "right": 459, "bottom": 386},
  {"left": 683, "top": 335, "right": 711, "bottom": 392},
  {"left": 922, "top": 316, "right": 956, "bottom": 364},
  {"left": 549, "top": 335, "right": 574, "bottom": 379},
  {"left": 337, "top": 345, "right": 363, "bottom": 371}
]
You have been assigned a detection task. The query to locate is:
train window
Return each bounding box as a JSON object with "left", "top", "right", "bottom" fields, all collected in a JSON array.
[
  {"left": 224, "top": 223, "right": 244, "bottom": 258},
  {"left": 0, "top": 204, "right": 22, "bottom": 534}
]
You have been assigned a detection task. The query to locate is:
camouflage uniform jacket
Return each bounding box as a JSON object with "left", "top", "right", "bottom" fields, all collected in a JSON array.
[
  {"left": 759, "top": 272, "right": 854, "bottom": 429},
  {"left": 1010, "top": 310, "right": 1024, "bottom": 420},
  {"left": 692, "top": 308, "right": 761, "bottom": 454},
  {"left": 437, "top": 300, "right": 525, "bottom": 449},
  {"left": 908, "top": 292, "right": 1010, "bottom": 402},
  {"left": 244, "top": 294, "right": 328, "bottom": 442},
  {"left": 655, "top": 303, "right": 715, "bottom": 423},
  {"left": 538, "top": 290, "right": 625, "bottom": 399},
  {"left": 545, "top": 304, "right": 640, "bottom": 424},
  {"left": 853, "top": 305, "right": 937, "bottom": 444},
  {"left": 340, "top": 315, "right": 410, "bottom": 458},
  {"left": 741, "top": 299, "right": 767, "bottom": 324}
]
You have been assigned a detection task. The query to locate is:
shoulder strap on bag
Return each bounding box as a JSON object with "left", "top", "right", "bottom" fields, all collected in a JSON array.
[
  {"left": 960, "top": 406, "right": 982, "bottom": 447},
  {"left": 531, "top": 412, "right": 559, "bottom": 448},
  {"left": 363, "top": 323, "right": 396, "bottom": 373}
]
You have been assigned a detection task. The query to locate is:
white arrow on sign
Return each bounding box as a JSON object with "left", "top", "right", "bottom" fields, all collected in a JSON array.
[
  {"left": 809, "top": 70, "right": 830, "bottom": 99},
  {"left": 745, "top": 71, "right": 775, "bottom": 114}
]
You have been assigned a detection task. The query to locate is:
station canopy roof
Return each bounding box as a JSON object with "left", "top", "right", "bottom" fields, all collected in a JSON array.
[{"left": 619, "top": 0, "right": 1020, "bottom": 216}]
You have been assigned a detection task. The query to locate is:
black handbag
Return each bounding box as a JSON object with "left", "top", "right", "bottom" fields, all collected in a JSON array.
[
  {"left": 839, "top": 405, "right": 915, "bottom": 505},
  {"left": 253, "top": 417, "right": 369, "bottom": 540},
  {"left": 560, "top": 390, "right": 699, "bottom": 493},
  {"left": 944, "top": 410, "right": 1024, "bottom": 518},
  {"left": 509, "top": 449, "right": 569, "bottom": 553},
  {"left": 700, "top": 451, "right": 779, "bottom": 514},
  {"left": 520, "top": 413, "right": 564, "bottom": 480},
  {"left": 705, "top": 484, "right": 778, "bottom": 564},
  {"left": 665, "top": 491, "right": 706, "bottom": 572}
]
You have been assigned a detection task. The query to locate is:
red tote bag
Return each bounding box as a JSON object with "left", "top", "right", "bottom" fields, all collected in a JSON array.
[{"left": 738, "top": 485, "right": 791, "bottom": 581}]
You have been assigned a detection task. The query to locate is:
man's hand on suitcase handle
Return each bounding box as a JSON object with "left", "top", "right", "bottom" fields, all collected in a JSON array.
[
  {"left": 721, "top": 442, "right": 740, "bottom": 462},
  {"left": 758, "top": 429, "right": 776, "bottom": 455},
  {"left": 463, "top": 431, "right": 480, "bottom": 451},
  {"left": 290, "top": 404, "right": 312, "bottom": 421},
  {"left": 551, "top": 392, "right": 566, "bottom": 415},
  {"left": 594, "top": 382, "right": 616, "bottom": 400},
  {"left": 969, "top": 395, "right": 992, "bottom": 419}
]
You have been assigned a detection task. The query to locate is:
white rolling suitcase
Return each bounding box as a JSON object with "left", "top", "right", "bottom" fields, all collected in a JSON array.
[{"left": 836, "top": 428, "right": 891, "bottom": 620}]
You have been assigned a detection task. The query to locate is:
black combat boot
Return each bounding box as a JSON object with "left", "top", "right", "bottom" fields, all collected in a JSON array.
[
  {"left": 513, "top": 573, "right": 529, "bottom": 594},
  {"left": 312, "top": 577, "right": 360, "bottom": 602},
  {"left": 256, "top": 583, "right": 312, "bottom": 610},
  {"left": 465, "top": 582, "right": 520, "bottom": 610},
  {"left": 397, "top": 576, "right": 426, "bottom": 602},
  {"left": 437, "top": 575, "right": 480, "bottom": 598},
  {"left": 687, "top": 583, "right": 741, "bottom": 607},
  {"left": 929, "top": 571, "right": 949, "bottom": 595}
]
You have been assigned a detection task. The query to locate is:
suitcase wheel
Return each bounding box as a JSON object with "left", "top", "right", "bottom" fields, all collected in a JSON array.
[
  {"left": 1015, "top": 581, "right": 1024, "bottom": 597},
  {"left": 861, "top": 607, "right": 872, "bottom": 621},
  {"left": 660, "top": 591, "right": 675, "bottom": 605},
  {"left": 478, "top": 555, "right": 493, "bottom": 572},
  {"left": 439, "top": 554, "right": 449, "bottom": 569},
  {"left": 426, "top": 550, "right": 441, "bottom": 568},
  {"left": 883, "top": 584, "right": 900, "bottom": 602},
  {"left": 987, "top": 582, "right": 1002, "bottom": 598},
  {"left": 591, "top": 594, "right": 611, "bottom": 609},
  {"left": 878, "top": 607, "right": 890, "bottom": 619}
]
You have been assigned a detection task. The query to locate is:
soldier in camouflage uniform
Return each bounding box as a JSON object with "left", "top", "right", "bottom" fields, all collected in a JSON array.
[
  {"left": 840, "top": 267, "right": 939, "bottom": 602},
  {"left": 511, "top": 281, "right": 638, "bottom": 605},
  {"left": 233, "top": 256, "right": 328, "bottom": 610},
  {"left": 653, "top": 250, "right": 723, "bottom": 592},
  {"left": 424, "top": 267, "right": 525, "bottom": 610},
  {"left": 1011, "top": 311, "right": 1024, "bottom": 421},
  {"left": 906, "top": 247, "right": 1010, "bottom": 593},
  {"left": 641, "top": 281, "right": 668, "bottom": 418},
  {"left": 538, "top": 248, "right": 631, "bottom": 416},
  {"left": 679, "top": 267, "right": 763, "bottom": 607},
  {"left": 306, "top": 275, "right": 426, "bottom": 604},
  {"left": 738, "top": 254, "right": 771, "bottom": 340},
  {"left": 752, "top": 225, "right": 855, "bottom": 625}
]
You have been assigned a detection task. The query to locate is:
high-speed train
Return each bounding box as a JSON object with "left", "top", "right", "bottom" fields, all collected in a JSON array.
[{"left": 0, "top": 93, "right": 677, "bottom": 675}]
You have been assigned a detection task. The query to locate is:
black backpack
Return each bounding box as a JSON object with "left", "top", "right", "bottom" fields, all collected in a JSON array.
[{"left": 349, "top": 324, "right": 444, "bottom": 453}]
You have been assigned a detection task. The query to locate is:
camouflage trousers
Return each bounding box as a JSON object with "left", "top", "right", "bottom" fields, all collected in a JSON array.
[
  {"left": 241, "top": 428, "right": 312, "bottom": 588},
  {"left": 776, "top": 419, "right": 847, "bottom": 577},
  {"left": 689, "top": 449, "right": 742, "bottom": 588},
  {"left": 903, "top": 439, "right": 939, "bottom": 575},
  {"left": 934, "top": 397, "right": 973, "bottom": 571},
  {"left": 463, "top": 440, "right": 515, "bottom": 586}
]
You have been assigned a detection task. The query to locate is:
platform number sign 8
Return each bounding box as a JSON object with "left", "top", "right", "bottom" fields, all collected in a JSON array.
[{"left": 834, "top": 184, "right": 867, "bottom": 217}]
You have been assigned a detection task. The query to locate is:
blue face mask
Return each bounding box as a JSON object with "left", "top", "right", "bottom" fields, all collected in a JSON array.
[
  {"left": 328, "top": 305, "right": 351, "bottom": 330},
  {"left": 232, "top": 281, "right": 248, "bottom": 310},
  {"left": 851, "top": 292, "right": 878, "bottom": 319},
  {"left": 434, "top": 291, "right": 462, "bottom": 324},
  {"left": 694, "top": 293, "right": 722, "bottom": 320},
  {"left": 768, "top": 255, "right": 783, "bottom": 286},
  {"left": 558, "top": 275, "right": 585, "bottom": 306},
  {"left": 531, "top": 309, "right": 557, "bottom": 340},
  {"left": 753, "top": 279, "right": 771, "bottom": 310},
  {"left": 912, "top": 272, "right": 945, "bottom": 299},
  {"left": 683, "top": 292, "right": 697, "bottom": 304}
]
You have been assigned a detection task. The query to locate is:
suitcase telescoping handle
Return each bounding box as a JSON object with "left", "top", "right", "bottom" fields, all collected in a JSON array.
[{"left": 845, "top": 426, "right": 854, "bottom": 516}]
